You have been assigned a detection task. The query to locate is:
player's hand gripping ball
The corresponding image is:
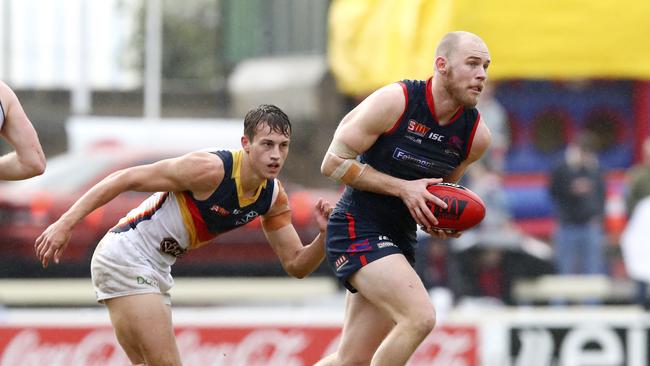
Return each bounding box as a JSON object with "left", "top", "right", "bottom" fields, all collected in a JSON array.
[{"left": 426, "top": 183, "right": 486, "bottom": 232}]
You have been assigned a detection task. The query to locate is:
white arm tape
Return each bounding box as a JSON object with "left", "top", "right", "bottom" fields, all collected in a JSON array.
[
  {"left": 326, "top": 152, "right": 368, "bottom": 184},
  {"left": 327, "top": 139, "right": 359, "bottom": 159},
  {"left": 330, "top": 158, "right": 354, "bottom": 181}
]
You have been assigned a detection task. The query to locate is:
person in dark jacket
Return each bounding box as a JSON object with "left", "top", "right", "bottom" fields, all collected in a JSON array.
[{"left": 549, "top": 132, "right": 606, "bottom": 278}]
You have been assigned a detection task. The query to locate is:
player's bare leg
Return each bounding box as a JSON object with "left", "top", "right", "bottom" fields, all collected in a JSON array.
[
  {"left": 314, "top": 291, "right": 394, "bottom": 366},
  {"left": 105, "top": 293, "right": 182, "bottom": 366},
  {"left": 351, "top": 254, "right": 435, "bottom": 366}
]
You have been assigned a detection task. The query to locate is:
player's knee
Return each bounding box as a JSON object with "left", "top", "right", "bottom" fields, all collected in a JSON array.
[
  {"left": 404, "top": 307, "right": 436, "bottom": 338},
  {"left": 416, "top": 312, "right": 436, "bottom": 336}
]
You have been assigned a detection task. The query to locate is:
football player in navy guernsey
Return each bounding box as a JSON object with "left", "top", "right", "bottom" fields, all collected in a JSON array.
[
  {"left": 35, "top": 104, "right": 333, "bottom": 366},
  {"left": 317, "top": 31, "right": 492, "bottom": 366}
]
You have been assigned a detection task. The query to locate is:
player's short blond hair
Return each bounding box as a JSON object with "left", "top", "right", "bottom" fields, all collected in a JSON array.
[{"left": 435, "top": 31, "right": 485, "bottom": 59}]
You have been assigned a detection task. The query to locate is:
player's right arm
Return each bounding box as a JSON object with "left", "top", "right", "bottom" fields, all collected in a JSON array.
[
  {"left": 0, "top": 81, "right": 46, "bottom": 180},
  {"left": 35, "top": 151, "right": 224, "bottom": 267},
  {"left": 320, "top": 83, "right": 446, "bottom": 229}
]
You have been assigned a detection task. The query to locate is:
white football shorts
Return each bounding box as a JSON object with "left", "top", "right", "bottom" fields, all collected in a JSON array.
[{"left": 90, "top": 232, "right": 174, "bottom": 305}]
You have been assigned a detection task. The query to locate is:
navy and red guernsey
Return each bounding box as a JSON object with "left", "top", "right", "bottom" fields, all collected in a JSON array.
[
  {"left": 325, "top": 77, "right": 481, "bottom": 291},
  {"left": 337, "top": 77, "right": 481, "bottom": 231}
]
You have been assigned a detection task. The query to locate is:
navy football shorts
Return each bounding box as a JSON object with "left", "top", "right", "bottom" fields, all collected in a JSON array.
[{"left": 325, "top": 209, "right": 416, "bottom": 292}]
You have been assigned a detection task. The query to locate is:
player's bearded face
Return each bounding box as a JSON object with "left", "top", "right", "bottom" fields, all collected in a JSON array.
[{"left": 444, "top": 65, "right": 480, "bottom": 108}]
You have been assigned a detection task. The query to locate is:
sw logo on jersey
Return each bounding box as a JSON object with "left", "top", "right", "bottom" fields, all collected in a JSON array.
[
  {"left": 407, "top": 120, "right": 430, "bottom": 137},
  {"left": 209, "top": 205, "right": 230, "bottom": 216},
  {"left": 433, "top": 197, "right": 468, "bottom": 220}
]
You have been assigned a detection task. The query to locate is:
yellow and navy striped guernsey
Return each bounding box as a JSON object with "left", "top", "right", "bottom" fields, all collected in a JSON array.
[
  {"left": 110, "top": 149, "right": 285, "bottom": 254},
  {"left": 175, "top": 149, "right": 276, "bottom": 247}
]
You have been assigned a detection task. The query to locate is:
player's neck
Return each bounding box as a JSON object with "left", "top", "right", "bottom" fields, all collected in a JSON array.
[{"left": 430, "top": 79, "right": 461, "bottom": 125}]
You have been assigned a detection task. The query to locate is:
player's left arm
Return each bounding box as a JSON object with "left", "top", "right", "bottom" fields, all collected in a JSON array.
[
  {"left": 444, "top": 117, "right": 492, "bottom": 184},
  {"left": 261, "top": 185, "right": 332, "bottom": 278}
]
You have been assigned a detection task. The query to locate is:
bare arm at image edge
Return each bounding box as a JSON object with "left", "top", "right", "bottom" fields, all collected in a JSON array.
[{"left": 0, "top": 81, "right": 46, "bottom": 180}]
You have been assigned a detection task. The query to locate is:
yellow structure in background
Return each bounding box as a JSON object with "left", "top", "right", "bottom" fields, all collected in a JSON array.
[{"left": 328, "top": 0, "right": 650, "bottom": 95}]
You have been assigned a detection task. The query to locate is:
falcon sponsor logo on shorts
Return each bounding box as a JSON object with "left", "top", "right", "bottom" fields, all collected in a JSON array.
[
  {"left": 136, "top": 276, "right": 158, "bottom": 287},
  {"left": 377, "top": 241, "right": 396, "bottom": 249},
  {"left": 377, "top": 235, "right": 396, "bottom": 249},
  {"left": 335, "top": 255, "right": 349, "bottom": 272}
]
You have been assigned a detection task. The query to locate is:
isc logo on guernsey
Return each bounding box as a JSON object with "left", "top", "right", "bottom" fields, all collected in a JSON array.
[{"left": 427, "top": 132, "right": 444, "bottom": 142}]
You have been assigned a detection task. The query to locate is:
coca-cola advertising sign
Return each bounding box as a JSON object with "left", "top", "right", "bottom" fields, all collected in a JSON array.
[{"left": 0, "top": 325, "right": 476, "bottom": 366}]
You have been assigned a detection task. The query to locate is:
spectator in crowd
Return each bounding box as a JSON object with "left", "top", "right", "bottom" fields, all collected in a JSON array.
[
  {"left": 548, "top": 133, "right": 607, "bottom": 285},
  {"left": 622, "top": 137, "right": 650, "bottom": 309}
]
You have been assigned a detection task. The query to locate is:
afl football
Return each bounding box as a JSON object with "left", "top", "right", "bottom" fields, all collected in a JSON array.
[{"left": 425, "top": 183, "right": 486, "bottom": 231}]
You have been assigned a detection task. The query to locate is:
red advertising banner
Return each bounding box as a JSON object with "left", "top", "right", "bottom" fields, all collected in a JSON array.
[{"left": 0, "top": 325, "right": 476, "bottom": 366}]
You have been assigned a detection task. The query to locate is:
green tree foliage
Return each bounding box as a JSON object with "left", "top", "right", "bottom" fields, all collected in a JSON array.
[{"left": 129, "top": 0, "right": 223, "bottom": 91}]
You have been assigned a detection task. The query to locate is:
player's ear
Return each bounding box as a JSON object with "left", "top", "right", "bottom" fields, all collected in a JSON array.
[
  {"left": 435, "top": 56, "right": 447, "bottom": 74},
  {"left": 241, "top": 135, "right": 251, "bottom": 153}
]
